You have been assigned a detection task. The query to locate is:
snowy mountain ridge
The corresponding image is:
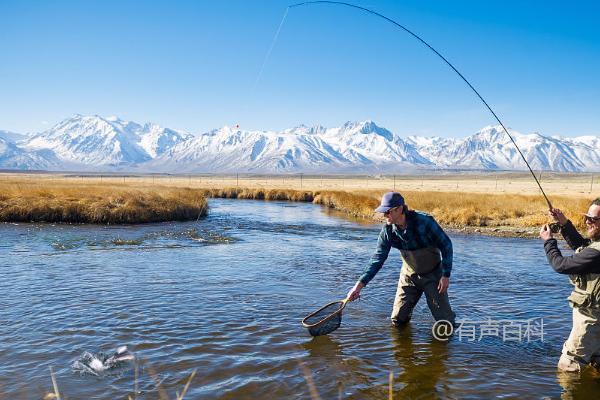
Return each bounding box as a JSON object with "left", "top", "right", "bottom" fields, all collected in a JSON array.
[{"left": 1, "top": 115, "right": 599, "bottom": 172}]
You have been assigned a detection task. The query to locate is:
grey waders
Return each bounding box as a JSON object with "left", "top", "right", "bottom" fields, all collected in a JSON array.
[
  {"left": 559, "top": 240, "right": 600, "bottom": 372},
  {"left": 391, "top": 246, "right": 456, "bottom": 326}
]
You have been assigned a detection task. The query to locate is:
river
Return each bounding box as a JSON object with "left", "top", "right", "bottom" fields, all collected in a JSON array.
[{"left": 0, "top": 198, "right": 598, "bottom": 399}]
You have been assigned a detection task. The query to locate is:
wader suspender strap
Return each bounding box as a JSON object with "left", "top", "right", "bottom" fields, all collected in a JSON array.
[
  {"left": 412, "top": 213, "right": 426, "bottom": 250},
  {"left": 569, "top": 241, "right": 600, "bottom": 308}
]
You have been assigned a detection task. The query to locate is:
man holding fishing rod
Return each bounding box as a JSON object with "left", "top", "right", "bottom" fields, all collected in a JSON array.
[
  {"left": 541, "top": 198, "right": 600, "bottom": 373},
  {"left": 346, "top": 192, "right": 455, "bottom": 330}
]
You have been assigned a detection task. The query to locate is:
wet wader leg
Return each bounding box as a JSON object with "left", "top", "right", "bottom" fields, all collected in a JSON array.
[
  {"left": 422, "top": 268, "right": 456, "bottom": 325},
  {"left": 558, "top": 306, "right": 600, "bottom": 372},
  {"left": 391, "top": 268, "right": 423, "bottom": 327}
]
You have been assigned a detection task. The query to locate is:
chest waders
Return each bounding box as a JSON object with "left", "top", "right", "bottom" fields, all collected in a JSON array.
[
  {"left": 400, "top": 246, "right": 442, "bottom": 275},
  {"left": 390, "top": 232, "right": 455, "bottom": 327},
  {"left": 558, "top": 240, "right": 600, "bottom": 372},
  {"left": 568, "top": 241, "right": 600, "bottom": 309},
  {"left": 388, "top": 223, "right": 443, "bottom": 275}
]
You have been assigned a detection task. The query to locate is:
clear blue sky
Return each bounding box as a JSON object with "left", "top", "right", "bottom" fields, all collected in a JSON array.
[{"left": 1, "top": 0, "right": 599, "bottom": 138}]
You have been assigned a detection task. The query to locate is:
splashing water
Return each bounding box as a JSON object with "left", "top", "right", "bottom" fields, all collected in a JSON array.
[{"left": 72, "top": 346, "right": 134, "bottom": 376}]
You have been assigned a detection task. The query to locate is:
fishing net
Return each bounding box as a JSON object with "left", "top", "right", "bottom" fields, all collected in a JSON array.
[{"left": 302, "top": 300, "right": 347, "bottom": 336}]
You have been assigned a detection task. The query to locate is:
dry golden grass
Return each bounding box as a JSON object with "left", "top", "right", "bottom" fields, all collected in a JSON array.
[
  {"left": 316, "top": 189, "right": 592, "bottom": 231},
  {"left": 196, "top": 186, "right": 591, "bottom": 231},
  {"left": 386, "top": 190, "right": 591, "bottom": 231},
  {"left": 200, "top": 187, "right": 314, "bottom": 202},
  {"left": 0, "top": 173, "right": 595, "bottom": 232},
  {"left": 313, "top": 191, "right": 380, "bottom": 219},
  {"left": 0, "top": 180, "right": 207, "bottom": 224}
]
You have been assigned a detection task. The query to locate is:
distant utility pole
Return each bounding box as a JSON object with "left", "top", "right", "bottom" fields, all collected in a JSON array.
[
  {"left": 591, "top": 174, "right": 595, "bottom": 193},
  {"left": 236, "top": 173, "right": 239, "bottom": 187},
  {"left": 300, "top": 173, "right": 303, "bottom": 190},
  {"left": 393, "top": 175, "right": 396, "bottom": 190}
]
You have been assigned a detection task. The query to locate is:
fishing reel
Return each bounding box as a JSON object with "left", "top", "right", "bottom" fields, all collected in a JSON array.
[{"left": 549, "top": 222, "right": 561, "bottom": 234}]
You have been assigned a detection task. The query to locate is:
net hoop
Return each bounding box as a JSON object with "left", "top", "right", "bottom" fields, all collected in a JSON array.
[{"left": 301, "top": 299, "right": 347, "bottom": 328}]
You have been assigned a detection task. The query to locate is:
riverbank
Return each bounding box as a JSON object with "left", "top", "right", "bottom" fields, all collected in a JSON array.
[
  {"left": 0, "top": 181, "right": 207, "bottom": 224},
  {"left": 0, "top": 174, "right": 592, "bottom": 236},
  {"left": 200, "top": 187, "right": 590, "bottom": 238}
]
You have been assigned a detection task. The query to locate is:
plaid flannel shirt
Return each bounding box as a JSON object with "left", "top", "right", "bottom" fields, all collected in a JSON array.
[{"left": 359, "top": 210, "right": 453, "bottom": 285}]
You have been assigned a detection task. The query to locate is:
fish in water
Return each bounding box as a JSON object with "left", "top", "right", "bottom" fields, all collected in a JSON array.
[{"left": 73, "top": 346, "right": 134, "bottom": 375}]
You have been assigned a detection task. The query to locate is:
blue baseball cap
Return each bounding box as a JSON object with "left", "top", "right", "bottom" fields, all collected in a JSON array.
[{"left": 375, "top": 192, "right": 405, "bottom": 213}]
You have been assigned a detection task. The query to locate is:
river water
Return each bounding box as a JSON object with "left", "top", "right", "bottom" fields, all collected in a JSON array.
[{"left": 0, "top": 199, "right": 598, "bottom": 399}]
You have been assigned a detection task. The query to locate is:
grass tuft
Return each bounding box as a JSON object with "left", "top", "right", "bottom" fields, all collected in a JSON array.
[{"left": 0, "top": 180, "right": 207, "bottom": 224}]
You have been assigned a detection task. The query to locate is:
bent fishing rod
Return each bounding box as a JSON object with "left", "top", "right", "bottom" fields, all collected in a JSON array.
[{"left": 272, "top": 0, "right": 553, "bottom": 210}]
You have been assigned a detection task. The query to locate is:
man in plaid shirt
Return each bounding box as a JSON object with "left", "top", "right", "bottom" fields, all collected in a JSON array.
[{"left": 347, "top": 192, "right": 456, "bottom": 328}]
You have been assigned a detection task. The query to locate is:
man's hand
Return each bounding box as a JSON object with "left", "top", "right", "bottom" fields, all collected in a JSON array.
[
  {"left": 437, "top": 276, "right": 449, "bottom": 294},
  {"left": 347, "top": 281, "right": 365, "bottom": 301},
  {"left": 540, "top": 224, "right": 554, "bottom": 241},
  {"left": 549, "top": 208, "right": 568, "bottom": 226}
]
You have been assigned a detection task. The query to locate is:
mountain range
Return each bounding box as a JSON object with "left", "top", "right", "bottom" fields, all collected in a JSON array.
[{"left": 1, "top": 115, "right": 599, "bottom": 173}]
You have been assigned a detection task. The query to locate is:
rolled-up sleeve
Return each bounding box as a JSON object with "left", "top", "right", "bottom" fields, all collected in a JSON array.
[
  {"left": 359, "top": 227, "right": 392, "bottom": 285},
  {"left": 426, "top": 217, "right": 453, "bottom": 277}
]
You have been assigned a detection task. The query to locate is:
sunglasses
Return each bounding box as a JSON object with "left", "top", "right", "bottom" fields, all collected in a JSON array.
[
  {"left": 384, "top": 207, "right": 399, "bottom": 216},
  {"left": 584, "top": 214, "right": 600, "bottom": 223}
]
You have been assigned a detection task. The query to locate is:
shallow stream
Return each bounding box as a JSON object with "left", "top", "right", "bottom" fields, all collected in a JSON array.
[{"left": 0, "top": 199, "right": 598, "bottom": 398}]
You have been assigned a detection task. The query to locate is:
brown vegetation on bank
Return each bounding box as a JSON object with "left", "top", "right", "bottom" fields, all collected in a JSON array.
[
  {"left": 0, "top": 181, "right": 207, "bottom": 224},
  {"left": 399, "top": 191, "right": 590, "bottom": 231},
  {"left": 200, "top": 187, "right": 314, "bottom": 202},
  {"left": 0, "top": 174, "right": 593, "bottom": 234},
  {"left": 197, "top": 187, "right": 591, "bottom": 233}
]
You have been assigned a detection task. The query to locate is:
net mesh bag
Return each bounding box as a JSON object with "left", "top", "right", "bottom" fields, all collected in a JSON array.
[{"left": 302, "top": 300, "right": 346, "bottom": 336}]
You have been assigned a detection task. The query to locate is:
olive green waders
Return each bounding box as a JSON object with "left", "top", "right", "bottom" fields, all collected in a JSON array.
[
  {"left": 391, "top": 246, "right": 456, "bottom": 326},
  {"left": 558, "top": 241, "right": 600, "bottom": 372}
]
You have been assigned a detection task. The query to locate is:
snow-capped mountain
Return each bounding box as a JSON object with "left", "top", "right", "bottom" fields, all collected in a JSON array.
[
  {"left": 23, "top": 115, "right": 192, "bottom": 167},
  {"left": 325, "top": 121, "right": 432, "bottom": 167},
  {"left": 2, "top": 115, "right": 599, "bottom": 172},
  {"left": 0, "top": 130, "right": 27, "bottom": 143},
  {"left": 0, "top": 137, "right": 58, "bottom": 170},
  {"left": 406, "top": 126, "right": 599, "bottom": 172},
  {"left": 149, "top": 125, "right": 349, "bottom": 173},
  {"left": 147, "top": 120, "right": 435, "bottom": 173}
]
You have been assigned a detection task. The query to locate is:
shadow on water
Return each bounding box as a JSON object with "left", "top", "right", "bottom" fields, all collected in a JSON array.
[{"left": 556, "top": 369, "right": 600, "bottom": 400}]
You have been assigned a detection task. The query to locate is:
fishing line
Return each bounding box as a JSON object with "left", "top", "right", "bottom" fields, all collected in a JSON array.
[
  {"left": 259, "top": 0, "right": 553, "bottom": 210},
  {"left": 254, "top": 7, "right": 290, "bottom": 90}
]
